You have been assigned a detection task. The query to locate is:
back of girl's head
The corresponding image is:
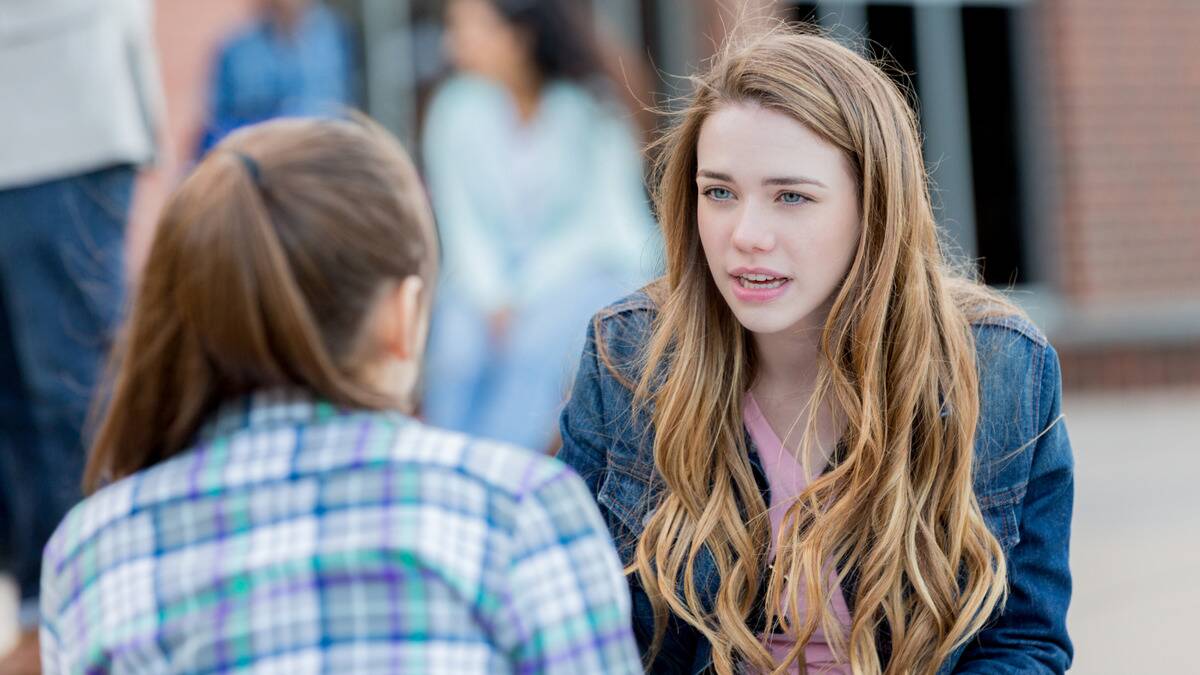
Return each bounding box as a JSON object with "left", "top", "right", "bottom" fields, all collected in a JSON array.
[{"left": 84, "top": 117, "right": 437, "bottom": 493}]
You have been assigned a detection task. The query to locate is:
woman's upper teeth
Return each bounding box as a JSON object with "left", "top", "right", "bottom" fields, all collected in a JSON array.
[{"left": 741, "top": 273, "right": 779, "bottom": 281}]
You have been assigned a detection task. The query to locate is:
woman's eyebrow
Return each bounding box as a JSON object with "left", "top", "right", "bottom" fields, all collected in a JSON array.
[
  {"left": 763, "top": 176, "right": 827, "bottom": 188},
  {"left": 697, "top": 169, "right": 735, "bottom": 182},
  {"left": 697, "top": 169, "right": 827, "bottom": 189}
]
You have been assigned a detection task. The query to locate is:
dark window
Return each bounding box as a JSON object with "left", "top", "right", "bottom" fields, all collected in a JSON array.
[
  {"left": 962, "top": 5, "right": 1028, "bottom": 286},
  {"left": 865, "top": 4, "right": 920, "bottom": 106}
]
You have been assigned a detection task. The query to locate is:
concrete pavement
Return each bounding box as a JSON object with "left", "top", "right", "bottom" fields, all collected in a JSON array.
[{"left": 1065, "top": 387, "right": 1200, "bottom": 674}]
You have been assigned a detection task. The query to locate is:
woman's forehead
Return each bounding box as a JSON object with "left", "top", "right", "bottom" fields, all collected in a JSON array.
[{"left": 695, "top": 103, "right": 851, "bottom": 187}]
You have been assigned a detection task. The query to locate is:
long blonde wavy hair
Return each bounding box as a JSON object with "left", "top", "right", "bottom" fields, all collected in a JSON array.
[{"left": 625, "top": 27, "right": 1014, "bottom": 674}]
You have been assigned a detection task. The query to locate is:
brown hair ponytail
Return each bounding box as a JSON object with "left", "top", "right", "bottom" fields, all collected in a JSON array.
[{"left": 84, "top": 117, "right": 437, "bottom": 493}]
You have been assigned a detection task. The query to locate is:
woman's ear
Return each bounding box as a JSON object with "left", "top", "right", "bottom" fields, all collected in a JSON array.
[
  {"left": 379, "top": 275, "right": 426, "bottom": 361},
  {"left": 364, "top": 275, "right": 428, "bottom": 413}
]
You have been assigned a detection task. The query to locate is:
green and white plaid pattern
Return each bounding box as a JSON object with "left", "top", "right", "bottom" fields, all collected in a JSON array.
[{"left": 40, "top": 389, "right": 640, "bottom": 674}]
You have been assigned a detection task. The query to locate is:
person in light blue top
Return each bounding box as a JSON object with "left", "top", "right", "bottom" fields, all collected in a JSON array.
[
  {"left": 198, "top": 0, "right": 353, "bottom": 156},
  {"left": 422, "top": 0, "right": 658, "bottom": 451}
]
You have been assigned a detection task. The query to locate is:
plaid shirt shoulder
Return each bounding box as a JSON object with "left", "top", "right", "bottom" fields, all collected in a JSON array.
[{"left": 39, "top": 390, "right": 640, "bottom": 674}]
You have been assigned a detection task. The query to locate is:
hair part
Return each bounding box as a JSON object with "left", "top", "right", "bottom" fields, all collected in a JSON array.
[
  {"left": 84, "top": 116, "right": 437, "bottom": 494},
  {"left": 616, "top": 24, "right": 1015, "bottom": 674}
]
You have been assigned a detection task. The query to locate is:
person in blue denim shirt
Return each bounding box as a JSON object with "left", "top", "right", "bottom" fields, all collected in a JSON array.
[
  {"left": 197, "top": 0, "right": 353, "bottom": 157},
  {"left": 557, "top": 29, "right": 1073, "bottom": 674}
]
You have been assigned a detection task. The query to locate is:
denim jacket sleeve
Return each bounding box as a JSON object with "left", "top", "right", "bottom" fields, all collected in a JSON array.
[
  {"left": 557, "top": 316, "right": 610, "bottom": 497},
  {"left": 557, "top": 309, "right": 705, "bottom": 673},
  {"left": 952, "top": 340, "right": 1075, "bottom": 674}
]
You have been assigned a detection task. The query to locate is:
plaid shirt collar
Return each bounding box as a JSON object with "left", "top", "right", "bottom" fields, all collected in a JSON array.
[{"left": 195, "top": 387, "right": 409, "bottom": 443}]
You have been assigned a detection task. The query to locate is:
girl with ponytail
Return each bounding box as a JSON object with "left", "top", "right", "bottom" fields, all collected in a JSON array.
[
  {"left": 558, "top": 26, "right": 1074, "bottom": 675},
  {"left": 39, "top": 117, "right": 640, "bottom": 674}
]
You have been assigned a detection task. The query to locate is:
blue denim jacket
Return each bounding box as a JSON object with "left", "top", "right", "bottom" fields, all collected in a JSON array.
[{"left": 558, "top": 292, "right": 1074, "bottom": 674}]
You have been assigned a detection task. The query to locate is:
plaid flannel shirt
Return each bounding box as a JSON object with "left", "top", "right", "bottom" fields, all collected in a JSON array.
[{"left": 40, "top": 389, "right": 640, "bottom": 674}]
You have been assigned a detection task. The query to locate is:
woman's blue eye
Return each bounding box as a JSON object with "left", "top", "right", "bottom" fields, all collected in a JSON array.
[
  {"left": 779, "top": 192, "right": 807, "bottom": 205},
  {"left": 705, "top": 187, "right": 734, "bottom": 201}
]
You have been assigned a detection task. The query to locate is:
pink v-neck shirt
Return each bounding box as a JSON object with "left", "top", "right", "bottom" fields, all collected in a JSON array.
[{"left": 744, "top": 394, "right": 852, "bottom": 674}]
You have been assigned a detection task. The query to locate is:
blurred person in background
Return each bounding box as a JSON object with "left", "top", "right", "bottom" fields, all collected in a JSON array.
[
  {"left": 0, "top": 1, "right": 162, "bottom": 671},
  {"left": 422, "top": 0, "right": 658, "bottom": 452},
  {"left": 39, "top": 117, "right": 641, "bottom": 675},
  {"left": 196, "top": 0, "right": 353, "bottom": 156}
]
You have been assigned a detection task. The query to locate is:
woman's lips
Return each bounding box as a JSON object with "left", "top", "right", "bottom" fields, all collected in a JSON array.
[{"left": 729, "top": 272, "right": 792, "bottom": 303}]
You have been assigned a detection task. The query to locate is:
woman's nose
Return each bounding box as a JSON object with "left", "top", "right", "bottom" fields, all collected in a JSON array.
[{"left": 730, "top": 207, "right": 775, "bottom": 253}]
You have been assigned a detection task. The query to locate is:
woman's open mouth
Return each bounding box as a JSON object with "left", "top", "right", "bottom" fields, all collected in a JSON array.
[
  {"left": 730, "top": 272, "right": 792, "bottom": 302},
  {"left": 736, "top": 273, "right": 788, "bottom": 290}
]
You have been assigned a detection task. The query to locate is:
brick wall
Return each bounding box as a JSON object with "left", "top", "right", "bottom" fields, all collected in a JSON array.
[
  {"left": 1060, "top": 342, "right": 1200, "bottom": 390},
  {"left": 1037, "top": 0, "right": 1200, "bottom": 389},
  {"left": 1039, "top": 0, "right": 1200, "bottom": 305}
]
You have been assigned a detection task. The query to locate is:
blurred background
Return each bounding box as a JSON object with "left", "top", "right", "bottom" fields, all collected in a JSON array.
[{"left": 1, "top": 1, "right": 1197, "bottom": 673}]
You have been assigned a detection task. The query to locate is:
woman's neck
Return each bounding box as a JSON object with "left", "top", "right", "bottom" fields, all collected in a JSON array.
[
  {"left": 503, "top": 72, "right": 544, "bottom": 124},
  {"left": 749, "top": 300, "right": 835, "bottom": 398},
  {"left": 267, "top": 8, "right": 305, "bottom": 38},
  {"left": 751, "top": 326, "right": 822, "bottom": 400},
  {"left": 748, "top": 315, "right": 842, "bottom": 465}
]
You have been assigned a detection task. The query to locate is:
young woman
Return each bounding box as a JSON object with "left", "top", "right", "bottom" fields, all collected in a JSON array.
[
  {"left": 422, "top": 0, "right": 657, "bottom": 451},
  {"left": 39, "top": 118, "right": 641, "bottom": 674},
  {"left": 558, "top": 29, "right": 1074, "bottom": 674}
]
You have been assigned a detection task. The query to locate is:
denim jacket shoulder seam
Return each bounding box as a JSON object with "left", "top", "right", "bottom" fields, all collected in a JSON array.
[
  {"left": 596, "top": 293, "right": 656, "bottom": 322},
  {"left": 971, "top": 314, "right": 1049, "bottom": 348},
  {"left": 1033, "top": 340, "right": 1047, "bottom": 436}
]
